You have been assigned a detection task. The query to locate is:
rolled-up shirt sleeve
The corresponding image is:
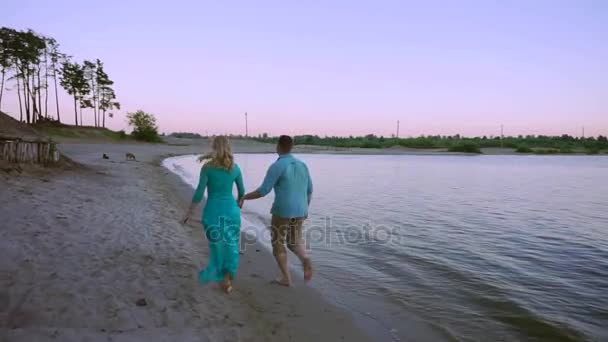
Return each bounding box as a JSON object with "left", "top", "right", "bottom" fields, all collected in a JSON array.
[
  {"left": 305, "top": 165, "right": 313, "bottom": 204},
  {"left": 257, "top": 161, "right": 282, "bottom": 196},
  {"left": 306, "top": 166, "right": 313, "bottom": 195}
]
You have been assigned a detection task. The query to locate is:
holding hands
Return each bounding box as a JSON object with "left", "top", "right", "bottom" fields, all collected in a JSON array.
[{"left": 239, "top": 190, "right": 261, "bottom": 209}]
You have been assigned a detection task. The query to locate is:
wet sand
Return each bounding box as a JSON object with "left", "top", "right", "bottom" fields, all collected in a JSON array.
[{"left": 0, "top": 140, "right": 370, "bottom": 342}]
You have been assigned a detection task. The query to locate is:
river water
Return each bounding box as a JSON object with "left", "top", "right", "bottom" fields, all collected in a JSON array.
[{"left": 163, "top": 154, "right": 608, "bottom": 341}]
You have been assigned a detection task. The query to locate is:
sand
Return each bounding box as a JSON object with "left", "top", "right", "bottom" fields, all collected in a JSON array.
[{"left": 0, "top": 139, "right": 371, "bottom": 342}]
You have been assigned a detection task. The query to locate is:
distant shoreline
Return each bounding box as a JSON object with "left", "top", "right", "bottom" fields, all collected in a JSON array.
[
  {"left": 26, "top": 123, "right": 608, "bottom": 157},
  {"left": 48, "top": 136, "right": 608, "bottom": 156}
]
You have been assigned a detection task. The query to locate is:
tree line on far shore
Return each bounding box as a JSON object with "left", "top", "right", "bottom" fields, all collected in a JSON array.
[
  {"left": 0, "top": 27, "right": 120, "bottom": 127},
  {"left": 254, "top": 134, "right": 608, "bottom": 154},
  {"left": 163, "top": 131, "right": 608, "bottom": 154}
]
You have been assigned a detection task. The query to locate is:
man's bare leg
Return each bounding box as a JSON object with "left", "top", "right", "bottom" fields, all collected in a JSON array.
[
  {"left": 273, "top": 252, "right": 291, "bottom": 286},
  {"left": 287, "top": 219, "right": 313, "bottom": 281},
  {"left": 271, "top": 216, "right": 292, "bottom": 286},
  {"left": 289, "top": 244, "right": 313, "bottom": 282}
]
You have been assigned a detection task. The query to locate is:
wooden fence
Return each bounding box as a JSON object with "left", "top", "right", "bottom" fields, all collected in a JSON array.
[{"left": 0, "top": 139, "right": 59, "bottom": 164}]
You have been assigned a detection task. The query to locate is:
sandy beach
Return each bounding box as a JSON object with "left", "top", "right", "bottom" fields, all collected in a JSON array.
[{"left": 0, "top": 139, "right": 371, "bottom": 342}]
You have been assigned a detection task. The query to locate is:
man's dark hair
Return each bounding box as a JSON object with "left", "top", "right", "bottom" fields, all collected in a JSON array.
[{"left": 277, "top": 135, "right": 294, "bottom": 152}]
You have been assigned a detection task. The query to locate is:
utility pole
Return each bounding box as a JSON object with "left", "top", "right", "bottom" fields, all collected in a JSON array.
[
  {"left": 500, "top": 124, "right": 504, "bottom": 148},
  {"left": 245, "top": 112, "right": 248, "bottom": 138},
  {"left": 396, "top": 120, "right": 400, "bottom": 138}
]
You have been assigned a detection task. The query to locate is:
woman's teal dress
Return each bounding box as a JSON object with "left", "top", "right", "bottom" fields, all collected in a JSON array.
[{"left": 192, "top": 163, "right": 245, "bottom": 283}]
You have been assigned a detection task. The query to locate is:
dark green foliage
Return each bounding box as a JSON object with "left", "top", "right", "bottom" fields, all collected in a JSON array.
[
  {"left": 396, "top": 137, "right": 438, "bottom": 148},
  {"left": 60, "top": 61, "right": 88, "bottom": 125},
  {"left": 585, "top": 147, "right": 600, "bottom": 155},
  {"left": 170, "top": 132, "right": 203, "bottom": 139},
  {"left": 448, "top": 142, "right": 482, "bottom": 153},
  {"left": 0, "top": 27, "right": 47, "bottom": 123},
  {"left": 255, "top": 134, "right": 608, "bottom": 153},
  {"left": 1, "top": 26, "right": 118, "bottom": 127},
  {"left": 127, "top": 110, "right": 162, "bottom": 142},
  {"left": 516, "top": 146, "right": 533, "bottom": 153},
  {"left": 83, "top": 59, "right": 119, "bottom": 128}
]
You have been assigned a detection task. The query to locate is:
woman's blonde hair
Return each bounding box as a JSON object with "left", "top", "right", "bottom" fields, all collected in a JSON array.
[{"left": 200, "top": 136, "right": 234, "bottom": 170}]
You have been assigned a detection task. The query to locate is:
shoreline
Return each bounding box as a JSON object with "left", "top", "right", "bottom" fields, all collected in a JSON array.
[
  {"left": 46, "top": 136, "right": 608, "bottom": 156},
  {"left": 0, "top": 141, "right": 371, "bottom": 341}
]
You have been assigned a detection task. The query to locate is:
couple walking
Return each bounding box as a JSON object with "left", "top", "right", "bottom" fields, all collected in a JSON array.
[{"left": 183, "top": 135, "right": 313, "bottom": 293}]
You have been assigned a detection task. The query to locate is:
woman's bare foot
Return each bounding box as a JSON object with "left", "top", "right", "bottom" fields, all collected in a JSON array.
[
  {"left": 303, "top": 257, "right": 313, "bottom": 282},
  {"left": 220, "top": 280, "right": 233, "bottom": 294},
  {"left": 271, "top": 277, "right": 291, "bottom": 287},
  {"left": 221, "top": 273, "right": 233, "bottom": 294}
]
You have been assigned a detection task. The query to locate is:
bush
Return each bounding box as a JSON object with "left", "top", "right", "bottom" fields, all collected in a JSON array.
[
  {"left": 586, "top": 147, "right": 600, "bottom": 155},
  {"left": 127, "top": 110, "right": 162, "bottom": 142},
  {"left": 515, "top": 146, "right": 533, "bottom": 153},
  {"left": 132, "top": 128, "right": 162, "bottom": 142},
  {"left": 170, "top": 132, "right": 203, "bottom": 139},
  {"left": 361, "top": 140, "right": 382, "bottom": 149},
  {"left": 397, "top": 137, "right": 438, "bottom": 148},
  {"left": 118, "top": 130, "right": 127, "bottom": 139},
  {"left": 448, "top": 142, "right": 481, "bottom": 153}
]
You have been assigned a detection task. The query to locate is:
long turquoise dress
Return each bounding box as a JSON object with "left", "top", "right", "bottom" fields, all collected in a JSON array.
[{"left": 192, "top": 163, "right": 245, "bottom": 283}]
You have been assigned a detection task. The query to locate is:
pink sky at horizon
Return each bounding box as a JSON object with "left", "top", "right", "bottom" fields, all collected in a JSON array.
[{"left": 1, "top": 0, "right": 607, "bottom": 138}]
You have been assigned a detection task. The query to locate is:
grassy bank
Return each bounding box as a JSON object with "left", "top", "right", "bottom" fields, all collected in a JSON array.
[{"left": 34, "top": 123, "right": 130, "bottom": 142}]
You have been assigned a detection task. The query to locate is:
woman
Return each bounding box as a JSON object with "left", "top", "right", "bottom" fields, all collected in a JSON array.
[{"left": 183, "top": 136, "right": 245, "bottom": 294}]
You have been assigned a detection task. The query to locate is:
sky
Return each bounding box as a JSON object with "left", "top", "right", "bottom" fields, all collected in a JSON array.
[{"left": 1, "top": 0, "right": 607, "bottom": 137}]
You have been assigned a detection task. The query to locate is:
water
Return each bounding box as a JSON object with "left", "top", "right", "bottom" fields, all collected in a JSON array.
[{"left": 163, "top": 154, "right": 608, "bottom": 341}]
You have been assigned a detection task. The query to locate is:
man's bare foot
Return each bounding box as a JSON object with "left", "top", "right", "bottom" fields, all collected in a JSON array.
[
  {"left": 270, "top": 277, "right": 291, "bottom": 287},
  {"left": 303, "top": 258, "right": 313, "bottom": 282}
]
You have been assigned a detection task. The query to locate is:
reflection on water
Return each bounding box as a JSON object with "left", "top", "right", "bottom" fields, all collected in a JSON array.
[{"left": 164, "top": 154, "right": 608, "bottom": 341}]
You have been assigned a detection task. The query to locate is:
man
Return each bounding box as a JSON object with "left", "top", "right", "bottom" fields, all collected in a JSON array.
[{"left": 241, "top": 135, "right": 313, "bottom": 286}]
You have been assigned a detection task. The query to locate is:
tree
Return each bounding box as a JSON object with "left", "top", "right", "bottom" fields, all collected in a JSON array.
[
  {"left": 99, "top": 84, "right": 120, "bottom": 128},
  {"left": 0, "top": 27, "right": 15, "bottom": 111},
  {"left": 60, "top": 61, "right": 88, "bottom": 125},
  {"left": 83, "top": 60, "right": 98, "bottom": 126},
  {"left": 95, "top": 59, "right": 104, "bottom": 126},
  {"left": 1, "top": 27, "right": 121, "bottom": 127},
  {"left": 82, "top": 59, "right": 119, "bottom": 128},
  {"left": 96, "top": 62, "right": 119, "bottom": 128},
  {"left": 0, "top": 27, "right": 120, "bottom": 127},
  {"left": 127, "top": 110, "right": 161, "bottom": 142},
  {"left": 10, "top": 29, "right": 46, "bottom": 123},
  {"left": 96, "top": 59, "right": 120, "bottom": 128},
  {"left": 47, "top": 37, "right": 65, "bottom": 122},
  {"left": 1, "top": 27, "right": 47, "bottom": 122}
]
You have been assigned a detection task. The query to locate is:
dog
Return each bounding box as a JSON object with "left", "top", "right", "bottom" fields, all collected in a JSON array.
[{"left": 125, "top": 153, "right": 136, "bottom": 161}]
